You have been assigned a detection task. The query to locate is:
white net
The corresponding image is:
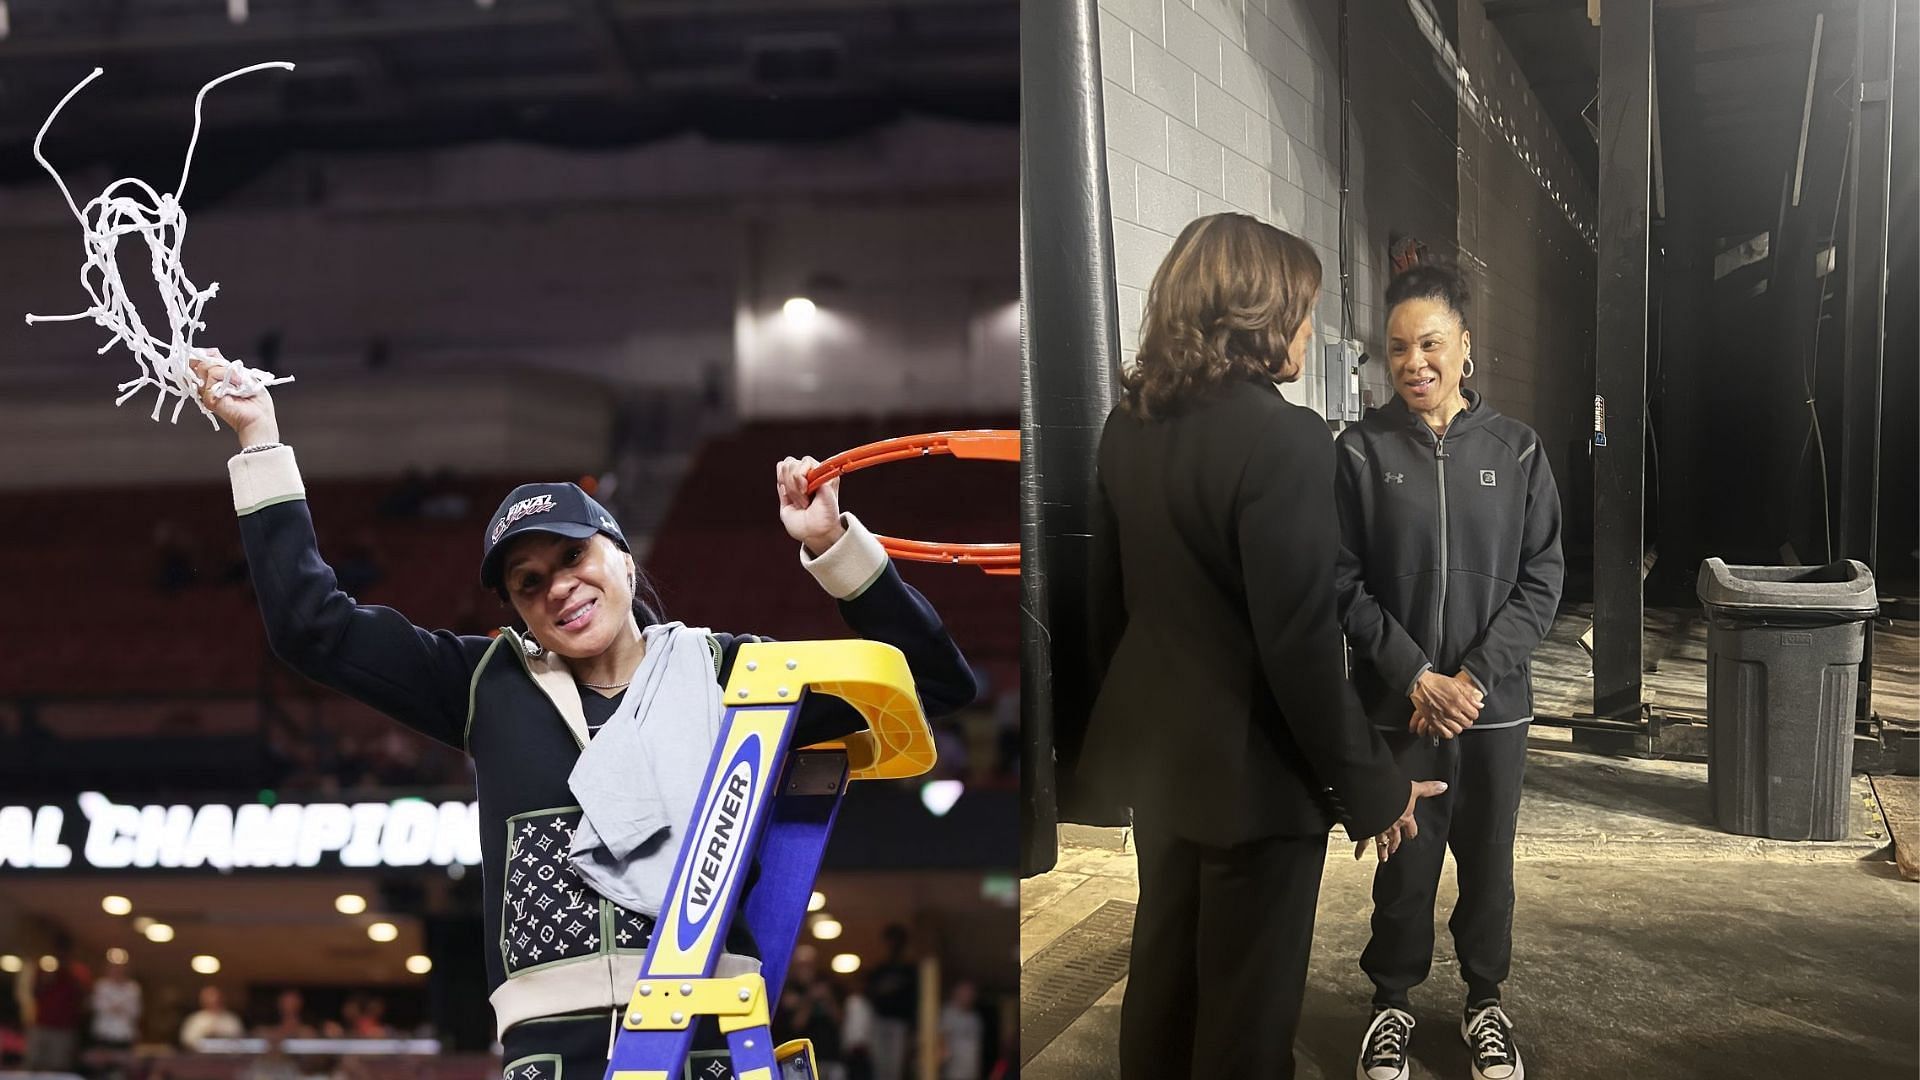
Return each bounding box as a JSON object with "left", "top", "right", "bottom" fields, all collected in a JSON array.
[{"left": 24, "top": 62, "right": 297, "bottom": 427}]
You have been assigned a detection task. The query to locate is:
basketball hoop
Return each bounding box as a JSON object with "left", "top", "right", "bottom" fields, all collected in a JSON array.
[{"left": 804, "top": 430, "right": 1019, "bottom": 575}]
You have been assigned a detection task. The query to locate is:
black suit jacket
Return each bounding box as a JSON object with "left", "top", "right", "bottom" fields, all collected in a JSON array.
[{"left": 1078, "top": 377, "right": 1409, "bottom": 847}]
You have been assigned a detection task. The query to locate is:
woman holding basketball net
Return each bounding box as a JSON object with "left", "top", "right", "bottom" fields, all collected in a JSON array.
[{"left": 188, "top": 355, "right": 976, "bottom": 1080}]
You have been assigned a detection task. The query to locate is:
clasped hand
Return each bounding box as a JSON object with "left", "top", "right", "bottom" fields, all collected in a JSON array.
[{"left": 1409, "top": 669, "right": 1483, "bottom": 739}]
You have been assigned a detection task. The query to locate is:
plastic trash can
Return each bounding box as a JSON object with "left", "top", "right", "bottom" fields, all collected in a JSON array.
[{"left": 1697, "top": 559, "right": 1878, "bottom": 840}]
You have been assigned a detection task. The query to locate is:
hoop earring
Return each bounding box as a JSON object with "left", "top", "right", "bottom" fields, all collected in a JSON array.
[{"left": 1464, "top": 356, "right": 1475, "bottom": 379}]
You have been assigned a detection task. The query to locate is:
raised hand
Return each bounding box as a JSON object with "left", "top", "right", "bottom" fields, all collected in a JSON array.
[
  {"left": 189, "top": 352, "right": 279, "bottom": 448},
  {"left": 776, "top": 456, "right": 847, "bottom": 557}
]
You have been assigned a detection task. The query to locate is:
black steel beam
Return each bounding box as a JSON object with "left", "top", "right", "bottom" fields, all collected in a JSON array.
[
  {"left": 1841, "top": 0, "right": 1897, "bottom": 724},
  {"left": 1592, "top": 0, "right": 1654, "bottom": 721},
  {"left": 1018, "top": 0, "right": 1124, "bottom": 876}
]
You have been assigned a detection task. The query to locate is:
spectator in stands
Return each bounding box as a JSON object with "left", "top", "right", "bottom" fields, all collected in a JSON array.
[
  {"left": 778, "top": 961, "right": 842, "bottom": 1077},
  {"left": 866, "top": 925, "right": 917, "bottom": 1080},
  {"left": 179, "top": 986, "right": 243, "bottom": 1051},
  {"left": 24, "top": 935, "right": 88, "bottom": 1073},
  {"left": 840, "top": 973, "right": 875, "bottom": 1080},
  {"left": 348, "top": 996, "right": 391, "bottom": 1039},
  {"left": 257, "top": 989, "right": 316, "bottom": 1041},
  {"left": 191, "top": 353, "right": 975, "bottom": 1080},
  {"left": 89, "top": 957, "right": 143, "bottom": 1051},
  {"left": 937, "top": 981, "right": 982, "bottom": 1080},
  {"left": 320, "top": 997, "right": 353, "bottom": 1040},
  {"left": 0, "top": 985, "right": 24, "bottom": 1067}
]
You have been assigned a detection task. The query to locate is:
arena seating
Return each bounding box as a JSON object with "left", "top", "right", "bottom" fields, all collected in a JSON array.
[{"left": 0, "top": 416, "right": 1017, "bottom": 781}]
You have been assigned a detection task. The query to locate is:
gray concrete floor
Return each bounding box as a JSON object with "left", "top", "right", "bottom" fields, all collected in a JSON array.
[{"left": 1023, "top": 735, "right": 1920, "bottom": 1079}]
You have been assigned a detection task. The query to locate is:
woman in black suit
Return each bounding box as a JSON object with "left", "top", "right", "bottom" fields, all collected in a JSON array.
[{"left": 1079, "top": 212, "right": 1446, "bottom": 1078}]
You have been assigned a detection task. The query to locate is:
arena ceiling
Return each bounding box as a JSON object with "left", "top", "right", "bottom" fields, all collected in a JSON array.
[
  {"left": 1482, "top": 0, "right": 1900, "bottom": 217},
  {"left": 0, "top": 0, "right": 1018, "bottom": 193}
]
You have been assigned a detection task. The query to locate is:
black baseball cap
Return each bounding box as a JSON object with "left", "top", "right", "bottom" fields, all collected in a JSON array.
[{"left": 480, "top": 482, "right": 629, "bottom": 591}]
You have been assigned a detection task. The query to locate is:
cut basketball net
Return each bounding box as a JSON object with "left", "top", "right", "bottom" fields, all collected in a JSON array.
[
  {"left": 24, "top": 62, "right": 296, "bottom": 427},
  {"left": 804, "top": 430, "right": 1020, "bottom": 575}
]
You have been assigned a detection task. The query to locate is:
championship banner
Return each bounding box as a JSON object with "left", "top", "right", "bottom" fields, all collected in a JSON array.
[{"left": 0, "top": 793, "right": 482, "bottom": 872}]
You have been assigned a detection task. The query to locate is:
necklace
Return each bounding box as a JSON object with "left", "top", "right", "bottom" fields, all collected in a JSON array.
[{"left": 579, "top": 678, "right": 631, "bottom": 691}]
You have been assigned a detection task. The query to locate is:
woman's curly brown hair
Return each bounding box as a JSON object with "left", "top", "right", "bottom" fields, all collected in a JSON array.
[{"left": 1122, "top": 213, "right": 1322, "bottom": 419}]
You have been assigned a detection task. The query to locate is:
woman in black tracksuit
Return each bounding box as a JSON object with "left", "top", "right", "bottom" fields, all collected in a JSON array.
[
  {"left": 1337, "top": 265, "right": 1564, "bottom": 1080},
  {"left": 190, "top": 356, "right": 976, "bottom": 1080}
]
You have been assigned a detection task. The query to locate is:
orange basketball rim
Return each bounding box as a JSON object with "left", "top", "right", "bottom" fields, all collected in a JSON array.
[{"left": 804, "top": 430, "right": 1020, "bottom": 575}]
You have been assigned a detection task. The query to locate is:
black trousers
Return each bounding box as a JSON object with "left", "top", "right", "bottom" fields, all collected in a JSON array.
[
  {"left": 1361, "top": 723, "right": 1529, "bottom": 1009},
  {"left": 500, "top": 1010, "right": 732, "bottom": 1080},
  {"left": 1120, "top": 818, "right": 1328, "bottom": 1080}
]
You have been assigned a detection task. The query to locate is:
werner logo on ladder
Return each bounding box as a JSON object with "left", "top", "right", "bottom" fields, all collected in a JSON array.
[
  {"left": 606, "top": 639, "right": 938, "bottom": 1080},
  {"left": 684, "top": 749, "right": 756, "bottom": 925}
]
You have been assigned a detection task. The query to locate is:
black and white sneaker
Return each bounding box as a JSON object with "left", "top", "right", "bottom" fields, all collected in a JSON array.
[
  {"left": 1461, "top": 1003, "right": 1523, "bottom": 1080},
  {"left": 1356, "top": 1007, "right": 1415, "bottom": 1080}
]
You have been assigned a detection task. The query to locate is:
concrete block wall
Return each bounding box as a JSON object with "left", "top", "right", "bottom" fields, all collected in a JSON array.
[
  {"left": 1455, "top": 0, "right": 1596, "bottom": 511},
  {"left": 1097, "top": 0, "right": 1349, "bottom": 412},
  {"left": 1095, "top": 0, "right": 1597, "bottom": 442}
]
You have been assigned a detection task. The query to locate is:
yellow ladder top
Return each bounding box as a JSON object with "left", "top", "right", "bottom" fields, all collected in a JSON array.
[{"left": 723, "top": 640, "right": 936, "bottom": 781}]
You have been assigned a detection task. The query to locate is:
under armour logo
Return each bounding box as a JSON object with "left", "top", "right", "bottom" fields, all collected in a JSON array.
[
  {"left": 1480, "top": 470, "right": 1497, "bottom": 486},
  {"left": 1384, "top": 472, "right": 1406, "bottom": 485}
]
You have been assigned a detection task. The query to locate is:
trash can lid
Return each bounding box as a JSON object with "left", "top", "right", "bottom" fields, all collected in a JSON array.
[{"left": 1696, "top": 558, "right": 1878, "bottom": 614}]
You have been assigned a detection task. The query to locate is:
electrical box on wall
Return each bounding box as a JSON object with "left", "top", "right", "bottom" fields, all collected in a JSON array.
[{"left": 1323, "top": 339, "right": 1363, "bottom": 422}]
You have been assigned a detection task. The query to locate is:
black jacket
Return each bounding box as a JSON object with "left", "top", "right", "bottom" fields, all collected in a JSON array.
[
  {"left": 1079, "top": 377, "right": 1409, "bottom": 847},
  {"left": 1332, "top": 390, "right": 1565, "bottom": 732},
  {"left": 231, "top": 448, "right": 975, "bottom": 1035}
]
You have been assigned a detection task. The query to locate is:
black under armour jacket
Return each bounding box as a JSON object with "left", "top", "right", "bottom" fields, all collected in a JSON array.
[
  {"left": 1332, "top": 389, "right": 1565, "bottom": 733},
  {"left": 226, "top": 445, "right": 976, "bottom": 1038}
]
